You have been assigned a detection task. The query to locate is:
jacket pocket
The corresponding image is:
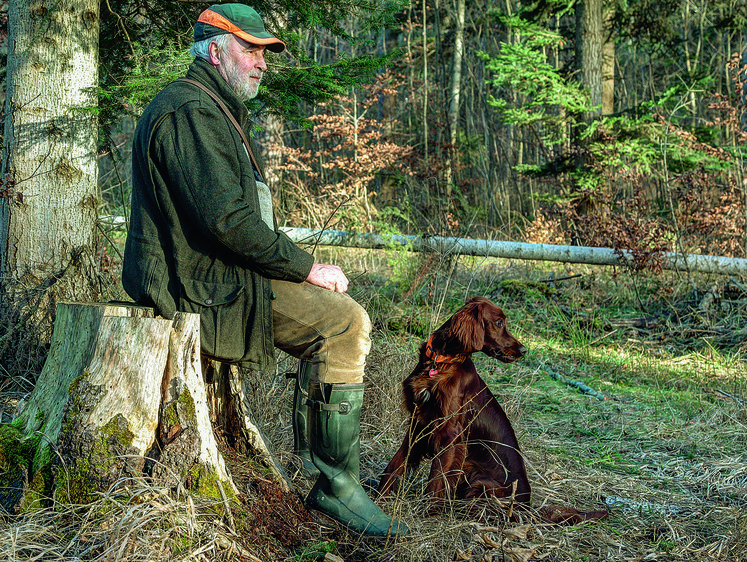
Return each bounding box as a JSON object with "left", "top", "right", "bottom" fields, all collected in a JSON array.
[{"left": 179, "top": 278, "right": 246, "bottom": 362}]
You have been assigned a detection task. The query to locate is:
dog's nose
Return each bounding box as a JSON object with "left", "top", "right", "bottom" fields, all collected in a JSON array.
[{"left": 518, "top": 346, "right": 527, "bottom": 356}]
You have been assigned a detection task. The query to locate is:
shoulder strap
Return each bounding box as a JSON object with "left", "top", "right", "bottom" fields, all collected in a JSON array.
[{"left": 176, "top": 78, "right": 263, "bottom": 182}]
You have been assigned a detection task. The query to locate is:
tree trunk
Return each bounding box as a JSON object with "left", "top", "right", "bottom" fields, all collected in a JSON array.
[
  {"left": 445, "top": 0, "right": 466, "bottom": 189},
  {"left": 282, "top": 227, "right": 747, "bottom": 276},
  {"left": 202, "top": 360, "right": 292, "bottom": 492},
  {"left": 602, "top": 7, "right": 615, "bottom": 116},
  {"left": 575, "top": 0, "right": 604, "bottom": 120},
  {"left": 422, "top": 0, "right": 429, "bottom": 161},
  {"left": 0, "top": 0, "right": 101, "bottom": 375},
  {"left": 0, "top": 303, "right": 291, "bottom": 513}
]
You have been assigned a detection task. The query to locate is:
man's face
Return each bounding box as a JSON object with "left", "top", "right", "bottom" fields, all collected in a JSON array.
[{"left": 215, "top": 35, "right": 267, "bottom": 101}]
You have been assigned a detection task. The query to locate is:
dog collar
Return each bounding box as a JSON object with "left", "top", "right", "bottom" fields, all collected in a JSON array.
[{"left": 425, "top": 335, "right": 461, "bottom": 376}]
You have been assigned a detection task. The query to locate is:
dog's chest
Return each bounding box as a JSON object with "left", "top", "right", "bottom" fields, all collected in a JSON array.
[{"left": 417, "top": 370, "right": 474, "bottom": 417}]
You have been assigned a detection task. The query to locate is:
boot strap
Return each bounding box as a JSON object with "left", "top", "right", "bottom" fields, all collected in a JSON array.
[
  {"left": 287, "top": 367, "right": 310, "bottom": 400},
  {"left": 306, "top": 398, "right": 352, "bottom": 415}
]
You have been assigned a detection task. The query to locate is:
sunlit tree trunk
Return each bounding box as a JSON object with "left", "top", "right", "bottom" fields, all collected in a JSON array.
[
  {"left": 602, "top": 6, "right": 615, "bottom": 115},
  {"left": 445, "top": 0, "right": 466, "bottom": 191},
  {"left": 422, "top": 0, "right": 429, "bottom": 161},
  {"left": 0, "top": 0, "right": 101, "bottom": 373}
]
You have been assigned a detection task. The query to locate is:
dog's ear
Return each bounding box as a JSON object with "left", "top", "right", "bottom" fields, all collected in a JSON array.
[{"left": 448, "top": 299, "right": 486, "bottom": 353}]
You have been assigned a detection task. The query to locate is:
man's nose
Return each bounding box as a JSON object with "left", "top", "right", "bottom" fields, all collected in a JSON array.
[{"left": 255, "top": 52, "right": 267, "bottom": 72}]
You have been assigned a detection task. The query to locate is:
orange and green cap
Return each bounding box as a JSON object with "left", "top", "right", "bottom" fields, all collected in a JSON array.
[{"left": 195, "top": 3, "right": 285, "bottom": 53}]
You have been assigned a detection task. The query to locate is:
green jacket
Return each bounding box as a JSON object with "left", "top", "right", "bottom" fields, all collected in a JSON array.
[{"left": 123, "top": 58, "right": 314, "bottom": 370}]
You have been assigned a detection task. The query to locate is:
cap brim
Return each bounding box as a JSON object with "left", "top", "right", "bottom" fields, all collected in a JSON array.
[{"left": 231, "top": 30, "right": 286, "bottom": 53}]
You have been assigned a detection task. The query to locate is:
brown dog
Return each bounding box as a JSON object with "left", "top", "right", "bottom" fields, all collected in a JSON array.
[{"left": 378, "top": 297, "right": 531, "bottom": 506}]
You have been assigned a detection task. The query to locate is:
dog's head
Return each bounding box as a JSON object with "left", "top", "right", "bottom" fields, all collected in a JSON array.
[{"left": 441, "top": 297, "right": 527, "bottom": 363}]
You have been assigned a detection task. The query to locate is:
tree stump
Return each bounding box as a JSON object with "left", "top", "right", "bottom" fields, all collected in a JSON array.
[
  {"left": 202, "top": 359, "right": 292, "bottom": 491},
  {"left": 0, "top": 302, "right": 284, "bottom": 513}
]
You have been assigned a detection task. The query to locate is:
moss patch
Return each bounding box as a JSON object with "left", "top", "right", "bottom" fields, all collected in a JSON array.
[
  {"left": 497, "top": 278, "right": 557, "bottom": 300},
  {"left": 55, "top": 412, "right": 137, "bottom": 505},
  {"left": 55, "top": 376, "right": 141, "bottom": 505},
  {"left": 0, "top": 424, "right": 32, "bottom": 511},
  {"left": 0, "top": 422, "right": 55, "bottom": 512},
  {"left": 178, "top": 388, "right": 196, "bottom": 421}
]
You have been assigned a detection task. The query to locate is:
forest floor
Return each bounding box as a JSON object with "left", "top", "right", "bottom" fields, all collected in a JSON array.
[{"left": 2, "top": 248, "right": 746, "bottom": 561}]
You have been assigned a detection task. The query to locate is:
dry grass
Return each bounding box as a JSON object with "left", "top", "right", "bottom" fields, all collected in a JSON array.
[
  {"left": 2, "top": 251, "right": 746, "bottom": 561},
  {"left": 1, "top": 479, "right": 253, "bottom": 561}
]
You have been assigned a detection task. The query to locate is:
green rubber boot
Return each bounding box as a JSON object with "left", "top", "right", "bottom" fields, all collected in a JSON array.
[
  {"left": 306, "top": 382, "right": 408, "bottom": 537},
  {"left": 291, "top": 361, "right": 319, "bottom": 478}
]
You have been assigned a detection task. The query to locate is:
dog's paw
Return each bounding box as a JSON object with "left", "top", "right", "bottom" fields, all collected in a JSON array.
[{"left": 415, "top": 388, "right": 431, "bottom": 404}]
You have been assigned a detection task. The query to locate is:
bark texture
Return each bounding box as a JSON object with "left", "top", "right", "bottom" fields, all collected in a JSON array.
[
  {"left": 575, "top": 0, "right": 604, "bottom": 120},
  {"left": 0, "top": 0, "right": 101, "bottom": 372}
]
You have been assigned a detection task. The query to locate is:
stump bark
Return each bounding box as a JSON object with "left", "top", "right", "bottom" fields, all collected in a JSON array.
[{"left": 1, "top": 302, "right": 284, "bottom": 512}]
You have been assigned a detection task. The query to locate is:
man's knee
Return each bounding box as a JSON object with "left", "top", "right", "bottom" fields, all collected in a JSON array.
[
  {"left": 346, "top": 298, "right": 372, "bottom": 340},
  {"left": 329, "top": 295, "right": 371, "bottom": 361}
]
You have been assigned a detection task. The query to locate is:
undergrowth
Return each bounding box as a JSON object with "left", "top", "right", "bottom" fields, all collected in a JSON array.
[{"left": 1, "top": 248, "right": 745, "bottom": 561}]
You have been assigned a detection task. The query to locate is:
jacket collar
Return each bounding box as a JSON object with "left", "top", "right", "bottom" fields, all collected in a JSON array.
[{"left": 185, "top": 58, "right": 250, "bottom": 129}]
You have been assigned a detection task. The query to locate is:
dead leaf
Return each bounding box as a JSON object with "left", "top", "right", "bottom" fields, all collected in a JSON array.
[
  {"left": 504, "top": 524, "right": 532, "bottom": 540},
  {"left": 454, "top": 549, "right": 472, "bottom": 561},
  {"left": 481, "top": 533, "right": 502, "bottom": 548},
  {"left": 506, "top": 547, "right": 536, "bottom": 562},
  {"left": 324, "top": 554, "right": 345, "bottom": 562}
]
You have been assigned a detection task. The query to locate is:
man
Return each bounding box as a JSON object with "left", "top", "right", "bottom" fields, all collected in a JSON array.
[{"left": 122, "top": 3, "right": 406, "bottom": 537}]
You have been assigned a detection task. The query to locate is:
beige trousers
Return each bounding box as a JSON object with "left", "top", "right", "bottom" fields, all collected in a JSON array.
[{"left": 271, "top": 279, "right": 371, "bottom": 384}]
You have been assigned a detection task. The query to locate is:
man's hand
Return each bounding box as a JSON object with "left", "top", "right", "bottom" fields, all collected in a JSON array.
[{"left": 306, "top": 263, "right": 349, "bottom": 293}]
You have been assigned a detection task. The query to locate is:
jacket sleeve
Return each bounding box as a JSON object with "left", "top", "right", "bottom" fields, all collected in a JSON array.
[{"left": 153, "top": 101, "right": 314, "bottom": 282}]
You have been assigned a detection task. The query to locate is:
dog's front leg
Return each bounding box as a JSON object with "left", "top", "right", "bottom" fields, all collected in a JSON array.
[
  {"left": 379, "top": 423, "right": 429, "bottom": 495},
  {"left": 426, "top": 434, "right": 467, "bottom": 509},
  {"left": 379, "top": 441, "right": 409, "bottom": 495}
]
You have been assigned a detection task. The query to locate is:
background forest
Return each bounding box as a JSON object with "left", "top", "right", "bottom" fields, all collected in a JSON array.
[{"left": 93, "top": 0, "right": 747, "bottom": 266}]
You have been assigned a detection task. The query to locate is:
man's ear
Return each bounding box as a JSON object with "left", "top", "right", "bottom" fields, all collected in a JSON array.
[
  {"left": 208, "top": 39, "right": 222, "bottom": 67},
  {"left": 448, "top": 300, "right": 485, "bottom": 353}
]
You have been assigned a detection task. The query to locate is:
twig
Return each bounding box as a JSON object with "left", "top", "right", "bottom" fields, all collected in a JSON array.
[
  {"left": 96, "top": 222, "right": 124, "bottom": 260},
  {"left": 729, "top": 276, "right": 747, "bottom": 293},
  {"left": 309, "top": 196, "right": 351, "bottom": 255},
  {"left": 539, "top": 274, "right": 583, "bottom": 284},
  {"left": 216, "top": 480, "right": 236, "bottom": 534},
  {"left": 546, "top": 370, "right": 607, "bottom": 401},
  {"left": 715, "top": 389, "right": 745, "bottom": 405}
]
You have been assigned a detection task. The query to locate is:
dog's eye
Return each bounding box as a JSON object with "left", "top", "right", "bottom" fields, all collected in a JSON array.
[{"left": 495, "top": 320, "right": 503, "bottom": 329}]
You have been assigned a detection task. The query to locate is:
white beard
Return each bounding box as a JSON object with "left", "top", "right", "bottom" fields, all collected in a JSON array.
[{"left": 219, "top": 56, "right": 261, "bottom": 101}]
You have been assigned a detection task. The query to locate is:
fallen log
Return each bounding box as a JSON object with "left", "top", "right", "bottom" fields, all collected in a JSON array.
[
  {"left": 0, "top": 302, "right": 281, "bottom": 513},
  {"left": 282, "top": 227, "right": 747, "bottom": 277}
]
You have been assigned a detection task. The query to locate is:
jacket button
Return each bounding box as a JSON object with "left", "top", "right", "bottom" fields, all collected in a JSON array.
[{"left": 204, "top": 298, "right": 213, "bottom": 305}]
